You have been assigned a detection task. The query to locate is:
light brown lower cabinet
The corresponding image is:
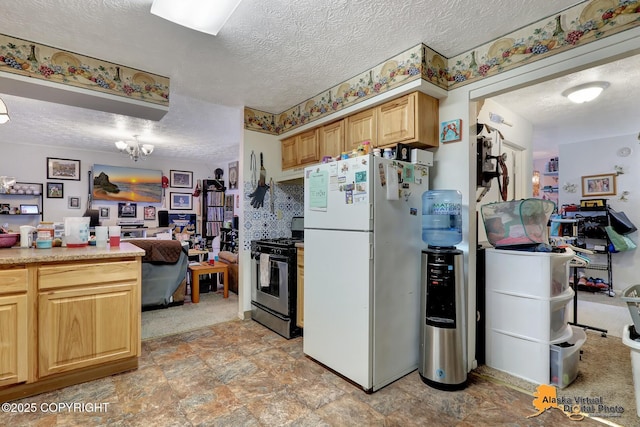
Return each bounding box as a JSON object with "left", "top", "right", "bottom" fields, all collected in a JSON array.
[
  {"left": 38, "top": 282, "right": 137, "bottom": 377},
  {"left": 0, "top": 256, "right": 141, "bottom": 403},
  {"left": 0, "top": 293, "right": 28, "bottom": 387}
]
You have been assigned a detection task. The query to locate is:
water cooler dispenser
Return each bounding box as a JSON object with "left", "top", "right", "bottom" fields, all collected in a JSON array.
[{"left": 419, "top": 190, "right": 467, "bottom": 390}]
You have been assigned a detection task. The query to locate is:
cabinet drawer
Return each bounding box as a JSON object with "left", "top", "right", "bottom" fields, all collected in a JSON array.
[
  {"left": 38, "top": 260, "right": 139, "bottom": 290},
  {"left": 0, "top": 268, "right": 28, "bottom": 294}
]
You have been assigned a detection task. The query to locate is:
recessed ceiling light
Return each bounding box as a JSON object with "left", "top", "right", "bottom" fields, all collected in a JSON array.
[
  {"left": 561, "top": 81, "right": 610, "bottom": 104},
  {"left": 150, "top": 0, "right": 242, "bottom": 36}
]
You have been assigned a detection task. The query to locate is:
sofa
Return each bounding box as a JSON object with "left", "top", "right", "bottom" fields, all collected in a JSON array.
[
  {"left": 217, "top": 251, "right": 238, "bottom": 294},
  {"left": 128, "top": 239, "right": 189, "bottom": 309}
]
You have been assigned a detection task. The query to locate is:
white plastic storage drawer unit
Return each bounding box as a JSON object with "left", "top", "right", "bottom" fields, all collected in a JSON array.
[
  {"left": 485, "top": 248, "right": 581, "bottom": 385},
  {"left": 485, "top": 247, "right": 573, "bottom": 298},
  {"left": 488, "top": 287, "right": 574, "bottom": 342}
]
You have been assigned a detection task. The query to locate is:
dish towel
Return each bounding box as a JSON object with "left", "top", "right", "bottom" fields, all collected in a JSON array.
[{"left": 260, "top": 253, "right": 271, "bottom": 288}]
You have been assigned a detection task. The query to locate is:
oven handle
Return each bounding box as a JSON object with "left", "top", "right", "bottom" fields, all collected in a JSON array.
[{"left": 252, "top": 253, "right": 290, "bottom": 263}]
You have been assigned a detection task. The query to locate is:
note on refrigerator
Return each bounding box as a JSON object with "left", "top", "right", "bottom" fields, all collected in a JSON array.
[{"left": 309, "top": 170, "right": 329, "bottom": 211}]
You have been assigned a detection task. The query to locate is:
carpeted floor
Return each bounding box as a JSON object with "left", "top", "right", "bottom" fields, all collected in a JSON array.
[
  {"left": 141, "top": 291, "right": 239, "bottom": 340},
  {"left": 475, "top": 329, "right": 637, "bottom": 427}
]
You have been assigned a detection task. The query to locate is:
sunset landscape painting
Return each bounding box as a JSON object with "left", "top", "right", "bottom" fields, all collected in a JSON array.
[{"left": 92, "top": 164, "right": 163, "bottom": 203}]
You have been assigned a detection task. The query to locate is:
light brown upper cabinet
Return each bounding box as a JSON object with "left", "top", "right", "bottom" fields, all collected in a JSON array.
[
  {"left": 281, "top": 129, "right": 320, "bottom": 170},
  {"left": 280, "top": 91, "right": 439, "bottom": 171},
  {"left": 319, "top": 119, "right": 345, "bottom": 160},
  {"left": 377, "top": 92, "right": 439, "bottom": 148},
  {"left": 281, "top": 135, "right": 299, "bottom": 170},
  {"left": 346, "top": 108, "right": 377, "bottom": 151}
]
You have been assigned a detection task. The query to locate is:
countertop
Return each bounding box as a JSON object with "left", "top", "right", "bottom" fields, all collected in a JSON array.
[
  {"left": 0, "top": 242, "right": 145, "bottom": 265},
  {"left": 295, "top": 242, "right": 304, "bottom": 249}
]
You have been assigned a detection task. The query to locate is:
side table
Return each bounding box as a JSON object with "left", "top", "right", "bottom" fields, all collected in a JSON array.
[{"left": 187, "top": 262, "right": 229, "bottom": 303}]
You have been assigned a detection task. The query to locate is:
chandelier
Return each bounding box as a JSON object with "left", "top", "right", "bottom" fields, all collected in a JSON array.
[{"left": 115, "top": 135, "right": 154, "bottom": 162}]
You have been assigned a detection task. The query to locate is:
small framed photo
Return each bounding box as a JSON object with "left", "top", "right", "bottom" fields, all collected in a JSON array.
[
  {"left": 440, "top": 119, "right": 462, "bottom": 143},
  {"left": 118, "top": 202, "right": 137, "bottom": 218},
  {"left": 47, "top": 157, "right": 81, "bottom": 180},
  {"left": 0, "top": 203, "right": 9, "bottom": 214},
  {"left": 99, "top": 207, "right": 110, "bottom": 218},
  {"left": 144, "top": 206, "right": 156, "bottom": 220},
  {"left": 46, "top": 182, "right": 64, "bottom": 199},
  {"left": 581, "top": 173, "right": 617, "bottom": 197},
  {"left": 68, "top": 196, "right": 81, "bottom": 209},
  {"left": 170, "top": 170, "right": 193, "bottom": 188},
  {"left": 228, "top": 161, "right": 238, "bottom": 190},
  {"left": 170, "top": 192, "right": 192, "bottom": 210}
]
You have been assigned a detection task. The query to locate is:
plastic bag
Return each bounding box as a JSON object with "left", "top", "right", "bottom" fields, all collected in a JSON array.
[
  {"left": 609, "top": 208, "right": 637, "bottom": 235},
  {"left": 605, "top": 225, "right": 636, "bottom": 252}
]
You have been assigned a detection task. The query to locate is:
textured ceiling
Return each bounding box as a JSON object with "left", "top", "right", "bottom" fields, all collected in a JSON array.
[
  {"left": 492, "top": 53, "right": 640, "bottom": 159},
  {"left": 1, "top": 0, "right": 633, "bottom": 164}
]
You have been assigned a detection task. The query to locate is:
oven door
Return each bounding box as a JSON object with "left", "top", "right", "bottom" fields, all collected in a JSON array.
[{"left": 251, "top": 253, "right": 290, "bottom": 315}]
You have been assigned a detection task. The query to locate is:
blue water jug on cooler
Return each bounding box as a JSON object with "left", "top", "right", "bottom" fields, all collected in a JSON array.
[{"left": 421, "top": 190, "right": 462, "bottom": 247}]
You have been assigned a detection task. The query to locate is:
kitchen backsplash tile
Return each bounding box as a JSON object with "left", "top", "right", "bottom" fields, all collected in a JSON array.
[{"left": 242, "top": 181, "right": 303, "bottom": 250}]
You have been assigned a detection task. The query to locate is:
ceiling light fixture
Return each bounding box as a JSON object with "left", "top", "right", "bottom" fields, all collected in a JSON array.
[
  {"left": 0, "top": 98, "right": 10, "bottom": 124},
  {"left": 150, "top": 0, "right": 242, "bottom": 36},
  {"left": 562, "top": 81, "right": 609, "bottom": 104},
  {"left": 115, "top": 135, "right": 154, "bottom": 162}
]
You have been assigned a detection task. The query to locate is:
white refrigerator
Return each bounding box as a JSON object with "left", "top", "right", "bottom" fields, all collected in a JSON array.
[{"left": 303, "top": 154, "right": 430, "bottom": 392}]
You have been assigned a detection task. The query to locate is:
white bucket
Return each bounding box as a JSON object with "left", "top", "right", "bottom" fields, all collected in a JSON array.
[
  {"left": 64, "top": 217, "right": 90, "bottom": 247},
  {"left": 622, "top": 324, "right": 640, "bottom": 417}
]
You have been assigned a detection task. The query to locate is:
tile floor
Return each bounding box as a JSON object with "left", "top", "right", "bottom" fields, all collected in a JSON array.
[{"left": 2, "top": 320, "right": 606, "bottom": 427}]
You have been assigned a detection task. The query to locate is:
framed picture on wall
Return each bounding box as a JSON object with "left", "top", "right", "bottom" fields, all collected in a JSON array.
[
  {"left": 170, "top": 170, "right": 193, "bottom": 188},
  {"left": 118, "top": 202, "right": 137, "bottom": 218},
  {"left": 228, "top": 161, "right": 238, "bottom": 190},
  {"left": 170, "top": 192, "right": 192, "bottom": 210},
  {"left": 440, "top": 119, "right": 462, "bottom": 143},
  {"left": 46, "top": 182, "right": 64, "bottom": 198},
  {"left": 68, "top": 196, "right": 81, "bottom": 209},
  {"left": 99, "top": 207, "right": 110, "bottom": 218},
  {"left": 47, "top": 157, "right": 81, "bottom": 180},
  {"left": 581, "top": 173, "right": 616, "bottom": 197},
  {"left": 144, "top": 206, "right": 156, "bottom": 220}
]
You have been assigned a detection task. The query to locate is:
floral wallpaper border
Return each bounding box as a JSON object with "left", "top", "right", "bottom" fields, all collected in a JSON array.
[
  {"left": 245, "top": 0, "right": 640, "bottom": 136},
  {"left": 0, "top": 33, "right": 170, "bottom": 106}
]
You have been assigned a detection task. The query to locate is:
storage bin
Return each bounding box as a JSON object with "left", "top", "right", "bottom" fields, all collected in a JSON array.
[
  {"left": 489, "top": 287, "right": 573, "bottom": 342},
  {"left": 550, "top": 326, "right": 587, "bottom": 388},
  {"left": 485, "top": 248, "right": 573, "bottom": 298},
  {"left": 621, "top": 284, "right": 640, "bottom": 332},
  {"left": 481, "top": 199, "right": 555, "bottom": 248},
  {"left": 622, "top": 324, "right": 640, "bottom": 416},
  {"left": 580, "top": 198, "right": 608, "bottom": 210}
]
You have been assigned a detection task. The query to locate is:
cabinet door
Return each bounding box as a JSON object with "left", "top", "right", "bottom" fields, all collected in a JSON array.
[
  {"left": 377, "top": 93, "right": 416, "bottom": 146},
  {"left": 346, "top": 108, "right": 377, "bottom": 150},
  {"left": 0, "top": 294, "right": 28, "bottom": 387},
  {"left": 297, "top": 248, "right": 304, "bottom": 328},
  {"left": 281, "top": 135, "right": 298, "bottom": 170},
  {"left": 297, "top": 129, "right": 320, "bottom": 165},
  {"left": 319, "top": 120, "right": 345, "bottom": 159},
  {"left": 39, "top": 283, "right": 137, "bottom": 377}
]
